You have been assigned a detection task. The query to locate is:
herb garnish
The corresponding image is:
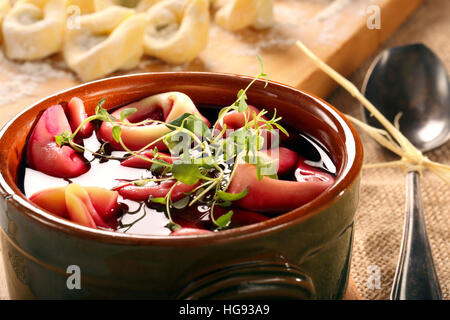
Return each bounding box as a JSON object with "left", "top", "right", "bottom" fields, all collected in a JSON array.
[{"left": 55, "top": 57, "right": 288, "bottom": 231}]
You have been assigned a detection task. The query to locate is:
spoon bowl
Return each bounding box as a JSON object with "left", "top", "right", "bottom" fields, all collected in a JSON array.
[
  {"left": 362, "top": 43, "right": 448, "bottom": 300},
  {"left": 362, "top": 43, "right": 450, "bottom": 152}
]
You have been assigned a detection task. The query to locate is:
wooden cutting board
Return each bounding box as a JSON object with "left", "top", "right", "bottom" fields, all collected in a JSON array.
[{"left": 0, "top": 0, "right": 424, "bottom": 127}]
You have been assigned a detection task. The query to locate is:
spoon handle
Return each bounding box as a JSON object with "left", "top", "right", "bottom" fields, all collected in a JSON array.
[{"left": 391, "top": 171, "right": 442, "bottom": 300}]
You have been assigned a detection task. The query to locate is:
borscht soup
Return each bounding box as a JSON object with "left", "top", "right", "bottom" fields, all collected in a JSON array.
[{"left": 21, "top": 88, "right": 336, "bottom": 236}]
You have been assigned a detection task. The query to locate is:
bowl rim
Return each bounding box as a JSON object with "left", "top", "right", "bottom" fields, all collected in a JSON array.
[{"left": 0, "top": 71, "right": 364, "bottom": 246}]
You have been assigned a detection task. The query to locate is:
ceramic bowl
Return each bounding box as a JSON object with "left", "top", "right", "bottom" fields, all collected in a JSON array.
[{"left": 0, "top": 72, "right": 363, "bottom": 299}]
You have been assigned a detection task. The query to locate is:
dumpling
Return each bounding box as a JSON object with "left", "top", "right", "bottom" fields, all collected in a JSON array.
[
  {"left": 143, "top": 0, "right": 209, "bottom": 64},
  {"left": 214, "top": 0, "right": 273, "bottom": 31},
  {"left": 98, "top": 91, "right": 210, "bottom": 151},
  {"left": 2, "top": 0, "right": 66, "bottom": 60},
  {"left": 253, "top": 0, "right": 273, "bottom": 29},
  {"left": 0, "top": 0, "right": 11, "bottom": 43},
  {"left": 95, "top": 0, "right": 162, "bottom": 12},
  {"left": 63, "top": 6, "right": 147, "bottom": 82}
]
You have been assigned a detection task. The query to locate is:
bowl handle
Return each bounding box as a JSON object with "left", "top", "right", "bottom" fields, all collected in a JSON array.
[{"left": 177, "top": 258, "right": 315, "bottom": 300}]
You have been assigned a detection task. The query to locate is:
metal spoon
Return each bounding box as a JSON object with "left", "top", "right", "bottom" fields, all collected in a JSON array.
[{"left": 362, "top": 43, "right": 449, "bottom": 300}]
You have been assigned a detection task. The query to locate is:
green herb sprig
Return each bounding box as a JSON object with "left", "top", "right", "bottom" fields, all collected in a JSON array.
[{"left": 54, "top": 57, "right": 288, "bottom": 231}]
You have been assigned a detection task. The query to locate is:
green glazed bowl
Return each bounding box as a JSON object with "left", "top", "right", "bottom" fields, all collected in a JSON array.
[{"left": 0, "top": 72, "right": 363, "bottom": 299}]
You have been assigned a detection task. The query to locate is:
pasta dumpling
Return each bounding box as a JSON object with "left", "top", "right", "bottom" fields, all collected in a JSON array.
[
  {"left": 64, "top": 6, "right": 147, "bottom": 81},
  {"left": 2, "top": 0, "right": 66, "bottom": 60},
  {"left": 0, "top": 0, "right": 11, "bottom": 43},
  {"left": 143, "top": 0, "right": 209, "bottom": 64},
  {"left": 253, "top": 0, "right": 273, "bottom": 29},
  {"left": 214, "top": 0, "right": 273, "bottom": 31}
]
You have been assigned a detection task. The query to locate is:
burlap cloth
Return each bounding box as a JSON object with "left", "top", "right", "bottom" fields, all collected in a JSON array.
[
  {"left": 0, "top": 0, "right": 448, "bottom": 300},
  {"left": 328, "top": 0, "right": 450, "bottom": 300}
]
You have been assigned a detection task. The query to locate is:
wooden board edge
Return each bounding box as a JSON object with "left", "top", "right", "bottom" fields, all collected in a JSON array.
[{"left": 297, "top": 0, "right": 425, "bottom": 98}]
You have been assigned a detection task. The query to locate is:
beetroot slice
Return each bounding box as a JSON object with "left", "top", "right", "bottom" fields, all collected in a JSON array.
[
  {"left": 218, "top": 105, "right": 289, "bottom": 143},
  {"left": 170, "top": 227, "right": 213, "bottom": 236},
  {"left": 27, "top": 105, "right": 89, "bottom": 178},
  {"left": 121, "top": 150, "right": 174, "bottom": 169},
  {"left": 117, "top": 181, "right": 200, "bottom": 202},
  {"left": 260, "top": 147, "right": 298, "bottom": 175},
  {"left": 29, "top": 184, "right": 120, "bottom": 229},
  {"left": 68, "top": 97, "right": 94, "bottom": 139},
  {"left": 228, "top": 163, "right": 334, "bottom": 213}
]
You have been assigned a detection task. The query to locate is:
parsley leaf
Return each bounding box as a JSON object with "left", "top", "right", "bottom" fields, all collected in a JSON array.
[
  {"left": 216, "top": 187, "right": 249, "bottom": 202},
  {"left": 215, "top": 210, "right": 234, "bottom": 229},
  {"left": 171, "top": 163, "right": 205, "bottom": 186}
]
